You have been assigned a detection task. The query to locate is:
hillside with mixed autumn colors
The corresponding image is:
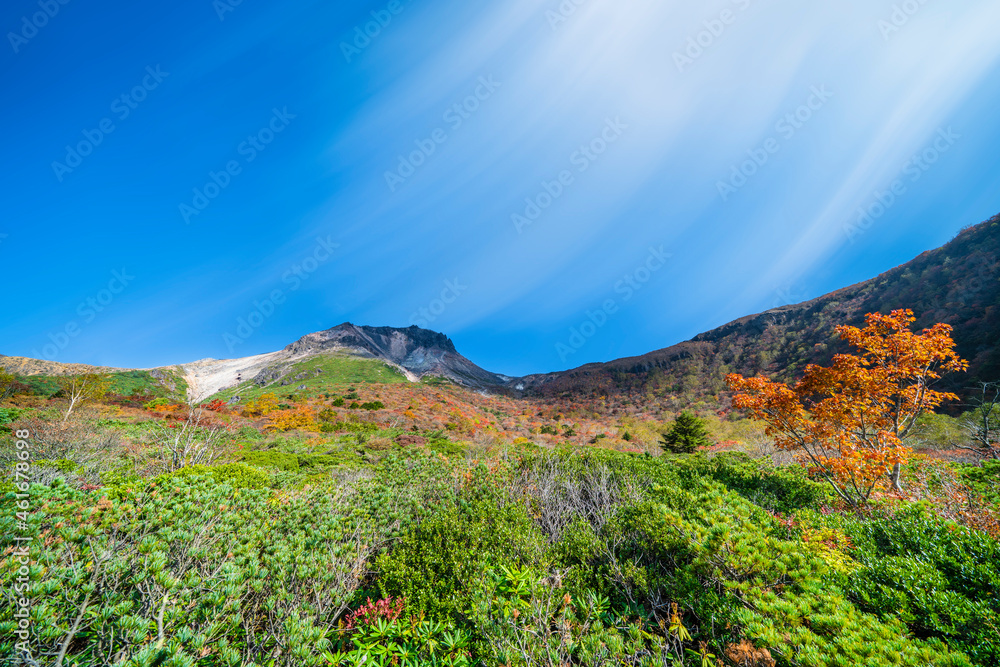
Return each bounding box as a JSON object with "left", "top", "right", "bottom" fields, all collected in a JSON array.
[{"left": 515, "top": 214, "right": 1000, "bottom": 404}]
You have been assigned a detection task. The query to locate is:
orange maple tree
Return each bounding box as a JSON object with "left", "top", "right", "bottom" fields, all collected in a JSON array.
[{"left": 726, "top": 309, "right": 967, "bottom": 508}]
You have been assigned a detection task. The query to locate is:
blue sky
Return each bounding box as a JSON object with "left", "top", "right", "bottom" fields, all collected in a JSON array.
[{"left": 2, "top": 0, "right": 1000, "bottom": 376}]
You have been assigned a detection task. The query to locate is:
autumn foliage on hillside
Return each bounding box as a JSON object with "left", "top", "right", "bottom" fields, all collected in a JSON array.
[
  {"left": 728, "top": 309, "right": 967, "bottom": 507},
  {"left": 521, "top": 215, "right": 999, "bottom": 405}
]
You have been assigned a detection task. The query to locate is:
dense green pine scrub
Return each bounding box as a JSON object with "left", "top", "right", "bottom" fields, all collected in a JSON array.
[{"left": 2, "top": 450, "right": 996, "bottom": 666}]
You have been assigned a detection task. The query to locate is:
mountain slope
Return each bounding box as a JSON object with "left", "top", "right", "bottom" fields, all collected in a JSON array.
[
  {"left": 284, "top": 323, "right": 506, "bottom": 388},
  {"left": 2, "top": 324, "right": 505, "bottom": 403},
  {"left": 0, "top": 355, "right": 128, "bottom": 377},
  {"left": 513, "top": 214, "right": 1000, "bottom": 402},
  {"left": 180, "top": 323, "right": 504, "bottom": 402}
]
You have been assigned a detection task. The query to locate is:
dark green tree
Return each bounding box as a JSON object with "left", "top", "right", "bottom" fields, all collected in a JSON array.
[{"left": 660, "top": 410, "right": 711, "bottom": 453}]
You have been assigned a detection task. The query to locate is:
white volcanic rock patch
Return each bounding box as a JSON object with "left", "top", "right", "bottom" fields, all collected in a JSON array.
[{"left": 180, "top": 351, "right": 294, "bottom": 403}]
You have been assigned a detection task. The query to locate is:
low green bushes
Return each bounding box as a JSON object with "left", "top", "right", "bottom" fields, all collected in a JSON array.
[
  {"left": 322, "top": 420, "right": 380, "bottom": 434},
  {"left": 374, "top": 452, "right": 976, "bottom": 666},
  {"left": 0, "top": 475, "right": 392, "bottom": 666},
  {"left": 377, "top": 493, "right": 547, "bottom": 618},
  {"left": 628, "top": 480, "right": 970, "bottom": 666},
  {"left": 428, "top": 437, "right": 466, "bottom": 457},
  {"left": 238, "top": 448, "right": 365, "bottom": 474},
  {"left": 677, "top": 451, "right": 831, "bottom": 513},
  {"left": 298, "top": 453, "right": 350, "bottom": 467},
  {"left": 158, "top": 462, "right": 271, "bottom": 489},
  {"left": 2, "top": 448, "right": 994, "bottom": 666},
  {"left": 239, "top": 449, "right": 301, "bottom": 470},
  {"left": 830, "top": 505, "right": 1000, "bottom": 665},
  {"left": 958, "top": 460, "right": 1000, "bottom": 503},
  {"left": 0, "top": 407, "right": 23, "bottom": 429}
]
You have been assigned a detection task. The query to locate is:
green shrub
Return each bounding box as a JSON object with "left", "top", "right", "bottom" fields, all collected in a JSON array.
[
  {"left": 957, "top": 460, "right": 1000, "bottom": 503},
  {"left": 0, "top": 407, "right": 23, "bottom": 427},
  {"left": 913, "top": 411, "right": 966, "bottom": 450},
  {"left": 298, "top": 453, "right": 355, "bottom": 467},
  {"left": 234, "top": 425, "right": 264, "bottom": 441},
  {"left": 158, "top": 463, "right": 271, "bottom": 489},
  {"left": 33, "top": 458, "right": 77, "bottom": 473},
  {"left": 0, "top": 441, "right": 987, "bottom": 667},
  {"left": 469, "top": 564, "right": 670, "bottom": 667},
  {"left": 678, "top": 452, "right": 830, "bottom": 513},
  {"left": 377, "top": 485, "right": 547, "bottom": 619},
  {"left": 832, "top": 505, "right": 1000, "bottom": 665},
  {"left": 428, "top": 438, "right": 466, "bottom": 457},
  {"left": 325, "top": 611, "right": 472, "bottom": 666},
  {"left": 214, "top": 463, "right": 272, "bottom": 489},
  {"left": 553, "top": 518, "right": 612, "bottom": 602},
  {"left": 142, "top": 397, "right": 172, "bottom": 410},
  {"left": 100, "top": 463, "right": 142, "bottom": 494},
  {"left": 0, "top": 475, "right": 387, "bottom": 666},
  {"left": 328, "top": 420, "right": 379, "bottom": 434},
  {"left": 595, "top": 478, "right": 972, "bottom": 666},
  {"left": 239, "top": 450, "right": 300, "bottom": 471}
]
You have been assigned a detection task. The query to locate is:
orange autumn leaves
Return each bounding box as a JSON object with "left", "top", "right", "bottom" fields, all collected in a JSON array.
[
  {"left": 727, "top": 309, "right": 967, "bottom": 507},
  {"left": 268, "top": 405, "right": 317, "bottom": 432}
]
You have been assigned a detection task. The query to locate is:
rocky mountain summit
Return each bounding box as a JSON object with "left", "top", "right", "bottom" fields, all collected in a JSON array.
[{"left": 283, "top": 323, "right": 506, "bottom": 388}]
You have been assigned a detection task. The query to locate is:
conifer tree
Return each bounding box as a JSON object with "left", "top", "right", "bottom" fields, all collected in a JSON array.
[{"left": 661, "top": 410, "right": 711, "bottom": 453}]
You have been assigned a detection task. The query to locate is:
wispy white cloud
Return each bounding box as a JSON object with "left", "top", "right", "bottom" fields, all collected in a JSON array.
[
  {"left": 257, "top": 0, "right": 1000, "bottom": 370},
  {"left": 735, "top": 0, "right": 1000, "bottom": 308}
]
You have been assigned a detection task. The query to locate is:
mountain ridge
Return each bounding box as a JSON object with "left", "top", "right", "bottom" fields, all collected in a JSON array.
[
  {"left": 3, "top": 213, "right": 997, "bottom": 404},
  {"left": 513, "top": 213, "right": 999, "bottom": 402}
]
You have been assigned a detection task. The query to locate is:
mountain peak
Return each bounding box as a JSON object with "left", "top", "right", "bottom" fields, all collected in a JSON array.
[
  {"left": 285, "top": 323, "right": 459, "bottom": 356},
  {"left": 282, "top": 322, "right": 498, "bottom": 388}
]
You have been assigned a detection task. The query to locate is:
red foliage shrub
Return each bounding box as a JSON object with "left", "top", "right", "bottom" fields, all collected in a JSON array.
[{"left": 343, "top": 597, "right": 405, "bottom": 630}]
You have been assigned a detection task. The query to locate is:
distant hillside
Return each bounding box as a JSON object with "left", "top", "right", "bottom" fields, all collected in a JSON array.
[
  {"left": 0, "top": 355, "right": 127, "bottom": 377},
  {"left": 514, "top": 213, "right": 1000, "bottom": 404},
  {"left": 0, "top": 358, "right": 189, "bottom": 403}
]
